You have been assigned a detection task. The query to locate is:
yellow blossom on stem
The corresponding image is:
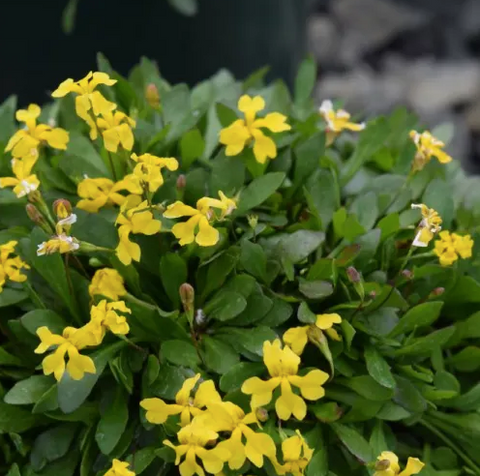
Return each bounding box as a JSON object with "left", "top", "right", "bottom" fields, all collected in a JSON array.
[
  {"left": 141, "top": 373, "right": 221, "bottom": 427},
  {"left": 0, "top": 241, "right": 30, "bottom": 292},
  {"left": 34, "top": 326, "right": 97, "bottom": 381},
  {"left": 411, "top": 203, "right": 442, "bottom": 247},
  {"left": 273, "top": 430, "right": 313, "bottom": 476},
  {"left": 242, "top": 339, "right": 329, "bottom": 421},
  {"left": 0, "top": 156, "right": 40, "bottom": 198},
  {"left": 53, "top": 199, "right": 77, "bottom": 235},
  {"left": 52, "top": 71, "right": 117, "bottom": 139},
  {"left": 37, "top": 234, "right": 80, "bottom": 256},
  {"left": 163, "top": 191, "right": 236, "bottom": 247},
  {"left": 434, "top": 231, "right": 474, "bottom": 266},
  {"left": 374, "top": 451, "right": 424, "bottom": 476},
  {"left": 97, "top": 111, "right": 136, "bottom": 153},
  {"left": 283, "top": 313, "right": 342, "bottom": 355},
  {"left": 163, "top": 421, "right": 231, "bottom": 476},
  {"left": 76, "top": 177, "right": 142, "bottom": 213},
  {"left": 219, "top": 95, "right": 291, "bottom": 164},
  {"left": 129, "top": 153, "right": 179, "bottom": 193},
  {"left": 86, "top": 299, "right": 131, "bottom": 344},
  {"left": 5, "top": 104, "right": 69, "bottom": 160},
  {"left": 89, "top": 268, "right": 127, "bottom": 301},
  {"left": 104, "top": 459, "right": 135, "bottom": 476},
  {"left": 199, "top": 401, "right": 276, "bottom": 470},
  {"left": 319, "top": 100, "right": 365, "bottom": 144},
  {"left": 115, "top": 197, "right": 161, "bottom": 265},
  {"left": 410, "top": 130, "right": 452, "bottom": 171}
]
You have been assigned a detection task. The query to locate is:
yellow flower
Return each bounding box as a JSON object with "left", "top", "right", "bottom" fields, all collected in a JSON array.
[
  {"left": 85, "top": 299, "right": 131, "bottom": 345},
  {"left": 129, "top": 153, "right": 179, "bottom": 193},
  {"left": 200, "top": 402, "right": 276, "bottom": 470},
  {"left": 319, "top": 100, "right": 365, "bottom": 137},
  {"left": 53, "top": 199, "right": 77, "bottom": 235},
  {"left": 273, "top": 430, "right": 313, "bottom": 476},
  {"left": 219, "top": 95, "right": 291, "bottom": 164},
  {"left": 5, "top": 104, "right": 69, "bottom": 160},
  {"left": 104, "top": 459, "right": 135, "bottom": 476},
  {"left": 0, "top": 241, "right": 30, "bottom": 292},
  {"left": 141, "top": 373, "right": 221, "bottom": 427},
  {"left": 163, "top": 192, "right": 236, "bottom": 247},
  {"left": 76, "top": 177, "right": 142, "bottom": 213},
  {"left": 283, "top": 313, "right": 342, "bottom": 355},
  {"left": 0, "top": 156, "right": 40, "bottom": 198},
  {"left": 374, "top": 451, "right": 424, "bottom": 476},
  {"left": 410, "top": 130, "right": 452, "bottom": 171},
  {"left": 411, "top": 203, "right": 442, "bottom": 247},
  {"left": 163, "top": 421, "right": 230, "bottom": 476},
  {"left": 34, "top": 326, "right": 96, "bottom": 381},
  {"left": 434, "top": 231, "right": 474, "bottom": 266},
  {"left": 115, "top": 198, "right": 162, "bottom": 265},
  {"left": 52, "top": 71, "right": 117, "bottom": 139},
  {"left": 89, "top": 268, "right": 127, "bottom": 300},
  {"left": 97, "top": 111, "right": 136, "bottom": 153},
  {"left": 242, "top": 340, "right": 329, "bottom": 421},
  {"left": 37, "top": 234, "right": 79, "bottom": 256}
]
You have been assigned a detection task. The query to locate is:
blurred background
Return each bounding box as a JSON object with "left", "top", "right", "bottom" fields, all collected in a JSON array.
[{"left": 1, "top": 0, "right": 480, "bottom": 171}]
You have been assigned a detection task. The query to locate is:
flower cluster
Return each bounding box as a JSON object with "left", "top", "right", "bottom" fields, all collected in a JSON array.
[{"left": 434, "top": 230, "right": 474, "bottom": 266}]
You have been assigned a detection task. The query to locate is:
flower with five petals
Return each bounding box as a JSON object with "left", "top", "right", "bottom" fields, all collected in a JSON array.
[
  {"left": 434, "top": 230, "right": 474, "bottom": 266},
  {"left": 242, "top": 339, "right": 329, "bottom": 421},
  {"left": 0, "top": 156, "right": 40, "bottom": 198},
  {"left": 89, "top": 268, "right": 127, "bottom": 301},
  {"left": 219, "top": 95, "right": 291, "bottom": 164},
  {"left": 410, "top": 130, "right": 452, "bottom": 171},
  {"left": 86, "top": 299, "right": 131, "bottom": 345},
  {"left": 97, "top": 111, "right": 136, "bottom": 153},
  {"left": 273, "top": 430, "right": 313, "bottom": 476},
  {"left": 374, "top": 451, "right": 424, "bottom": 476},
  {"left": 129, "top": 153, "right": 179, "bottom": 193}
]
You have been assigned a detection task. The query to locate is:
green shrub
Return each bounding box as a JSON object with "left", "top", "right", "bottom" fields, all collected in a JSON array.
[{"left": 1, "top": 55, "right": 480, "bottom": 476}]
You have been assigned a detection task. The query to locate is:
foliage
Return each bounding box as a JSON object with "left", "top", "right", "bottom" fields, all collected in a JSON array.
[{"left": 0, "top": 54, "right": 480, "bottom": 476}]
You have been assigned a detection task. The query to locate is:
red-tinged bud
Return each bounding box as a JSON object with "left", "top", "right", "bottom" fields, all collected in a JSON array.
[
  {"left": 26, "top": 204, "right": 43, "bottom": 224},
  {"left": 145, "top": 83, "right": 160, "bottom": 108},
  {"left": 53, "top": 199, "right": 72, "bottom": 219},
  {"left": 346, "top": 266, "right": 361, "bottom": 283},
  {"left": 430, "top": 287, "right": 445, "bottom": 297},
  {"left": 176, "top": 174, "right": 186, "bottom": 190},
  {"left": 401, "top": 269, "right": 413, "bottom": 279},
  {"left": 179, "top": 283, "right": 195, "bottom": 313},
  {"left": 255, "top": 407, "right": 269, "bottom": 422}
]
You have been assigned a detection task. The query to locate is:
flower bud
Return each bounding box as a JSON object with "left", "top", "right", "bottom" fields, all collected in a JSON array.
[
  {"left": 53, "top": 199, "right": 72, "bottom": 219},
  {"left": 430, "top": 287, "right": 445, "bottom": 298},
  {"left": 247, "top": 214, "right": 258, "bottom": 229},
  {"left": 27, "top": 190, "right": 42, "bottom": 204},
  {"left": 176, "top": 174, "right": 186, "bottom": 191},
  {"left": 255, "top": 407, "right": 269, "bottom": 422},
  {"left": 145, "top": 83, "right": 160, "bottom": 109},
  {"left": 401, "top": 269, "right": 413, "bottom": 280},
  {"left": 346, "top": 266, "right": 361, "bottom": 283},
  {"left": 26, "top": 204, "right": 43, "bottom": 224},
  {"left": 179, "top": 283, "right": 195, "bottom": 313}
]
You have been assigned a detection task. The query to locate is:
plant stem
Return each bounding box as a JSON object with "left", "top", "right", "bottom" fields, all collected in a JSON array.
[
  {"left": 107, "top": 151, "right": 117, "bottom": 181},
  {"left": 419, "top": 419, "right": 480, "bottom": 475},
  {"left": 23, "top": 281, "right": 46, "bottom": 309}
]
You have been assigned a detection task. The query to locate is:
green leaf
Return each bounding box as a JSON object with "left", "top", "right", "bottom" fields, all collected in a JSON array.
[
  {"left": 449, "top": 347, "right": 480, "bottom": 372},
  {"left": 446, "top": 276, "right": 480, "bottom": 304},
  {"left": 219, "top": 362, "right": 265, "bottom": 393},
  {"left": 223, "top": 326, "right": 277, "bottom": 357},
  {"left": 350, "top": 192, "right": 378, "bottom": 231},
  {"left": 389, "top": 301, "right": 443, "bottom": 337},
  {"left": 261, "top": 297, "right": 293, "bottom": 327},
  {"left": 298, "top": 301, "right": 317, "bottom": 324},
  {"left": 331, "top": 422, "right": 374, "bottom": 463},
  {"left": 61, "top": 0, "right": 78, "bottom": 34},
  {"left": 294, "top": 56, "right": 317, "bottom": 107},
  {"left": 6, "top": 464, "right": 21, "bottom": 476},
  {"left": 423, "top": 178, "right": 454, "bottom": 228},
  {"left": 240, "top": 240, "right": 267, "bottom": 281},
  {"left": 151, "top": 364, "right": 191, "bottom": 400},
  {"left": 210, "top": 152, "right": 245, "bottom": 195},
  {"left": 95, "top": 387, "right": 129, "bottom": 455},
  {"left": 31, "top": 423, "right": 77, "bottom": 471},
  {"left": 0, "top": 401, "right": 45, "bottom": 433},
  {"left": 168, "top": 0, "right": 198, "bottom": 16},
  {"left": 294, "top": 133, "right": 325, "bottom": 186},
  {"left": 0, "top": 346, "right": 24, "bottom": 367},
  {"left": 343, "top": 215, "right": 366, "bottom": 242},
  {"left": 162, "top": 340, "right": 200, "bottom": 368},
  {"left": 342, "top": 375, "right": 394, "bottom": 401},
  {"left": 393, "top": 376, "right": 427, "bottom": 413},
  {"left": 21, "top": 309, "right": 67, "bottom": 335},
  {"left": 299, "top": 279, "right": 333, "bottom": 300},
  {"left": 57, "top": 341, "right": 126, "bottom": 413},
  {"left": 229, "top": 283, "right": 273, "bottom": 326},
  {"left": 237, "top": 172, "right": 285, "bottom": 213},
  {"left": 130, "top": 447, "right": 156, "bottom": 474},
  {"left": 160, "top": 253, "right": 188, "bottom": 308},
  {"left": 180, "top": 128, "right": 205, "bottom": 168},
  {"left": 305, "top": 426, "right": 328, "bottom": 476},
  {"left": 0, "top": 95, "right": 17, "bottom": 144},
  {"left": 369, "top": 421, "right": 389, "bottom": 456},
  {"left": 304, "top": 168, "right": 339, "bottom": 230},
  {"left": 378, "top": 213, "right": 400, "bottom": 241},
  {"left": 203, "top": 336, "right": 240, "bottom": 374},
  {"left": 0, "top": 288, "right": 28, "bottom": 308},
  {"left": 205, "top": 291, "right": 247, "bottom": 322},
  {"left": 4, "top": 375, "right": 54, "bottom": 405},
  {"left": 394, "top": 327, "right": 456, "bottom": 357},
  {"left": 448, "top": 383, "right": 480, "bottom": 411},
  {"left": 279, "top": 230, "right": 325, "bottom": 263},
  {"left": 364, "top": 345, "right": 396, "bottom": 389}
]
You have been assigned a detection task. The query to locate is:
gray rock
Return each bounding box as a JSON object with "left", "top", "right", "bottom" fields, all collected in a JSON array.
[
  {"left": 460, "top": 0, "right": 480, "bottom": 38},
  {"left": 332, "top": 0, "right": 430, "bottom": 65},
  {"left": 405, "top": 60, "right": 480, "bottom": 114},
  {"left": 308, "top": 15, "right": 340, "bottom": 66}
]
